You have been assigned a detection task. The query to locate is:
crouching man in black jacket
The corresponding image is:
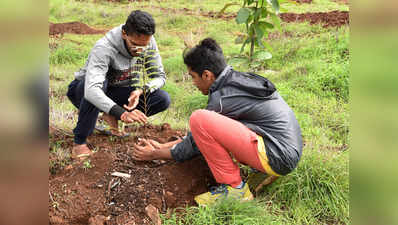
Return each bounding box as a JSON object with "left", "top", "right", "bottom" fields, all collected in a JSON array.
[{"left": 132, "top": 38, "right": 302, "bottom": 205}]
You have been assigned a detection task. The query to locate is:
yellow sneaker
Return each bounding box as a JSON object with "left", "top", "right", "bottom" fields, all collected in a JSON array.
[{"left": 194, "top": 182, "right": 253, "bottom": 206}]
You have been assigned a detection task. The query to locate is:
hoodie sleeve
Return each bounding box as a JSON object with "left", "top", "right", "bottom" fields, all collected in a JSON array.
[
  {"left": 170, "top": 132, "right": 201, "bottom": 162},
  {"left": 143, "top": 37, "right": 166, "bottom": 93},
  {"left": 84, "top": 45, "right": 126, "bottom": 118}
]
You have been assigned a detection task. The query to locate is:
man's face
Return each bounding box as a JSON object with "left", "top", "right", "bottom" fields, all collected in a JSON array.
[
  {"left": 188, "top": 67, "right": 215, "bottom": 95},
  {"left": 122, "top": 32, "right": 151, "bottom": 57}
]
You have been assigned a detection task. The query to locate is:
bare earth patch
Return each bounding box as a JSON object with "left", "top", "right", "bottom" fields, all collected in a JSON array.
[
  {"left": 49, "top": 10, "right": 348, "bottom": 38},
  {"left": 294, "top": 0, "right": 313, "bottom": 3},
  {"left": 138, "top": 6, "right": 349, "bottom": 28},
  {"left": 49, "top": 124, "right": 215, "bottom": 225},
  {"left": 333, "top": 0, "right": 349, "bottom": 5},
  {"left": 280, "top": 10, "right": 349, "bottom": 28},
  {"left": 49, "top": 22, "right": 107, "bottom": 35}
]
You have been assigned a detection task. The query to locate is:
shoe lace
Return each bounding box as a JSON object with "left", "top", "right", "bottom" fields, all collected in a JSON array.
[{"left": 209, "top": 184, "right": 228, "bottom": 195}]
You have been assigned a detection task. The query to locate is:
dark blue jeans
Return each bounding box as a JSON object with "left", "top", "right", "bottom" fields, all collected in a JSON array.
[{"left": 67, "top": 79, "right": 170, "bottom": 144}]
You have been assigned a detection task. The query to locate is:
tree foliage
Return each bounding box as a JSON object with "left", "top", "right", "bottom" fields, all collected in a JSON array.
[{"left": 223, "top": 0, "right": 284, "bottom": 62}]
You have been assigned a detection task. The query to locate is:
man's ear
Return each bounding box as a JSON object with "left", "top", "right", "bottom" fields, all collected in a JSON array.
[
  {"left": 121, "top": 29, "right": 128, "bottom": 39},
  {"left": 202, "top": 70, "right": 215, "bottom": 81}
]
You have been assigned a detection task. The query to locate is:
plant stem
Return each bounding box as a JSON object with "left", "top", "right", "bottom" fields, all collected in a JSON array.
[
  {"left": 250, "top": 37, "right": 255, "bottom": 62},
  {"left": 249, "top": 1, "right": 260, "bottom": 62}
]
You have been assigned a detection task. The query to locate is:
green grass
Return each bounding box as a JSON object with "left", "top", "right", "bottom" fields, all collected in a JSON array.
[
  {"left": 263, "top": 150, "right": 349, "bottom": 224},
  {"left": 162, "top": 150, "right": 349, "bottom": 225},
  {"left": 49, "top": 0, "right": 349, "bottom": 223},
  {"left": 49, "top": 137, "right": 72, "bottom": 174},
  {"left": 162, "top": 198, "right": 290, "bottom": 224}
]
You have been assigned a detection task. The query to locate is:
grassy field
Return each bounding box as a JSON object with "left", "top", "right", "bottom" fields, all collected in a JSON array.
[{"left": 49, "top": 0, "right": 349, "bottom": 224}]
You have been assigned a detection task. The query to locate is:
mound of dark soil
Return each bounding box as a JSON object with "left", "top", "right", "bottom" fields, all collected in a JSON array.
[
  {"left": 280, "top": 10, "right": 349, "bottom": 28},
  {"left": 49, "top": 22, "right": 106, "bottom": 35},
  {"left": 137, "top": 5, "right": 349, "bottom": 28},
  {"left": 333, "top": 0, "right": 349, "bottom": 5},
  {"left": 294, "top": 0, "right": 313, "bottom": 3},
  {"left": 49, "top": 124, "right": 216, "bottom": 225}
]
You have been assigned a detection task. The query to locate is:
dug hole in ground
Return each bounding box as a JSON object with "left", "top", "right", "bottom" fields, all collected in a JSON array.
[{"left": 49, "top": 123, "right": 219, "bottom": 225}]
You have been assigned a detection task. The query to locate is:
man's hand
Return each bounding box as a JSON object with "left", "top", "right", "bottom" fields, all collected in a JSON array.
[
  {"left": 147, "top": 140, "right": 165, "bottom": 149},
  {"left": 120, "top": 109, "right": 147, "bottom": 124},
  {"left": 124, "top": 89, "right": 143, "bottom": 111},
  {"left": 131, "top": 139, "right": 178, "bottom": 161},
  {"left": 132, "top": 139, "right": 157, "bottom": 161}
]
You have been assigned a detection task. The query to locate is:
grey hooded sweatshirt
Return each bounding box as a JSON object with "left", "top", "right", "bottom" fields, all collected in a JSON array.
[
  {"left": 171, "top": 66, "right": 302, "bottom": 175},
  {"left": 74, "top": 24, "right": 166, "bottom": 119}
]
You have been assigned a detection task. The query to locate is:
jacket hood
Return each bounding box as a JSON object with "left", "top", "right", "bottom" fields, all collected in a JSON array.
[
  {"left": 210, "top": 66, "right": 276, "bottom": 99},
  {"left": 105, "top": 24, "right": 132, "bottom": 59}
]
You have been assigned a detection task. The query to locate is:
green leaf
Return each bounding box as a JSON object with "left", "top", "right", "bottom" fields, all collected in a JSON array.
[
  {"left": 258, "top": 0, "right": 267, "bottom": 6},
  {"left": 249, "top": 23, "right": 256, "bottom": 36},
  {"left": 272, "top": 0, "right": 280, "bottom": 13},
  {"left": 260, "top": 7, "right": 268, "bottom": 18},
  {"left": 270, "top": 13, "right": 281, "bottom": 31},
  {"left": 253, "top": 51, "right": 272, "bottom": 60},
  {"left": 258, "top": 21, "right": 274, "bottom": 29},
  {"left": 228, "top": 57, "right": 250, "bottom": 66},
  {"left": 254, "top": 8, "right": 262, "bottom": 20},
  {"left": 236, "top": 8, "right": 251, "bottom": 24},
  {"left": 254, "top": 38, "right": 261, "bottom": 48},
  {"left": 267, "top": 0, "right": 280, "bottom": 13},
  {"left": 254, "top": 24, "right": 265, "bottom": 40},
  {"left": 256, "top": 34, "right": 265, "bottom": 48},
  {"left": 250, "top": 61, "right": 262, "bottom": 68},
  {"left": 247, "top": 0, "right": 255, "bottom": 5}
]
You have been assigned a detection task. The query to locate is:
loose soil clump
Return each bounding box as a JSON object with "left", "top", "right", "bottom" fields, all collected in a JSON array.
[
  {"left": 49, "top": 22, "right": 106, "bottom": 36},
  {"left": 49, "top": 124, "right": 215, "bottom": 225}
]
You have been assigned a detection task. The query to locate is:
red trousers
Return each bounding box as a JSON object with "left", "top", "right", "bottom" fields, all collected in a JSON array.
[{"left": 189, "top": 110, "right": 266, "bottom": 187}]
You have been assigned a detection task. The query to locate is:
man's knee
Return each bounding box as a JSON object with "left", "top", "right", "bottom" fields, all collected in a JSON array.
[
  {"left": 67, "top": 79, "right": 81, "bottom": 108},
  {"left": 66, "top": 80, "right": 76, "bottom": 99},
  {"left": 189, "top": 109, "right": 212, "bottom": 128},
  {"left": 157, "top": 90, "right": 171, "bottom": 111}
]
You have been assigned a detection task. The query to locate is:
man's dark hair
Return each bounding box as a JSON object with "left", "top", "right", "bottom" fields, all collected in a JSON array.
[
  {"left": 122, "top": 10, "right": 155, "bottom": 36},
  {"left": 183, "top": 38, "right": 227, "bottom": 78}
]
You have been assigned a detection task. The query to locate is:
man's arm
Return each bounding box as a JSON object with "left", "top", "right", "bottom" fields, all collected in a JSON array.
[
  {"left": 84, "top": 46, "right": 148, "bottom": 123},
  {"left": 169, "top": 132, "right": 201, "bottom": 162},
  {"left": 132, "top": 133, "right": 201, "bottom": 162},
  {"left": 132, "top": 138, "right": 182, "bottom": 161},
  {"left": 84, "top": 45, "right": 127, "bottom": 119}
]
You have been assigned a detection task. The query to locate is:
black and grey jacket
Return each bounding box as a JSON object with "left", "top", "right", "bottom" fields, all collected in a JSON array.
[
  {"left": 74, "top": 24, "right": 166, "bottom": 119},
  {"left": 171, "top": 66, "right": 302, "bottom": 175}
]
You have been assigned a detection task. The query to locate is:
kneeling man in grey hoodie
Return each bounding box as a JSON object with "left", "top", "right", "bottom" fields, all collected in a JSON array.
[{"left": 67, "top": 10, "right": 170, "bottom": 158}]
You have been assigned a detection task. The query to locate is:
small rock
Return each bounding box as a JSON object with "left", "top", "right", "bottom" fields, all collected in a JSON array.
[
  {"left": 137, "top": 184, "right": 144, "bottom": 192},
  {"left": 145, "top": 204, "right": 161, "bottom": 225}
]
